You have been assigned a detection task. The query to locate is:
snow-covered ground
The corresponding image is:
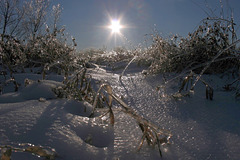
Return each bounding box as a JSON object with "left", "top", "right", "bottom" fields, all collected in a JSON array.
[{"left": 0, "top": 64, "right": 240, "bottom": 159}]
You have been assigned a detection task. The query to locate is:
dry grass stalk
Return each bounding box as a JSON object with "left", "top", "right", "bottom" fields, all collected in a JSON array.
[
  {"left": 53, "top": 67, "right": 96, "bottom": 101},
  {"left": 119, "top": 56, "right": 137, "bottom": 81},
  {"left": 177, "top": 72, "right": 214, "bottom": 100},
  {"left": 179, "top": 71, "right": 193, "bottom": 93},
  {"left": 25, "top": 146, "right": 53, "bottom": 159},
  {"left": 0, "top": 144, "right": 56, "bottom": 160},
  {"left": 90, "top": 83, "right": 114, "bottom": 126},
  {"left": 89, "top": 83, "right": 172, "bottom": 157},
  {"left": 112, "top": 93, "right": 171, "bottom": 157}
]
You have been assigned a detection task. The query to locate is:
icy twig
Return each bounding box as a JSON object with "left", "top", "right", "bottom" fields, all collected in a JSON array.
[{"left": 119, "top": 55, "right": 137, "bottom": 81}]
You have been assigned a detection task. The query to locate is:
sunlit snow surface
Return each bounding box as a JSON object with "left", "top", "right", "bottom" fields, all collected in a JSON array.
[{"left": 0, "top": 65, "right": 240, "bottom": 159}]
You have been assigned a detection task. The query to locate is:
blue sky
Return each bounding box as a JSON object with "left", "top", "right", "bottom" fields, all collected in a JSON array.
[{"left": 53, "top": 0, "right": 240, "bottom": 50}]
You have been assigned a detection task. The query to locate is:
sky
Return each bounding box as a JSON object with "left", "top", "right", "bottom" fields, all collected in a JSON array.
[{"left": 53, "top": 0, "right": 240, "bottom": 50}]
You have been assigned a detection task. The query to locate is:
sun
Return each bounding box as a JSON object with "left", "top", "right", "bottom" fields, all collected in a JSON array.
[{"left": 108, "top": 19, "right": 122, "bottom": 34}]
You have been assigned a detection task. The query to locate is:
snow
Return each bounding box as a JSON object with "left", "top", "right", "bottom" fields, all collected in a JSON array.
[
  {"left": 0, "top": 79, "right": 63, "bottom": 103},
  {"left": 0, "top": 64, "right": 240, "bottom": 159}
]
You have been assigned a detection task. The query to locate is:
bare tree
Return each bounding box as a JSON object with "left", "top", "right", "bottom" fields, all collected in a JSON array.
[
  {"left": 51, "top": 4, "right": 62, "bottom": 37},
  {"left": 22, "top": 0, "right": 50, "bottom": 41},
  {"left": 0, "top": 0, "right": 24, "bottom": 41}
]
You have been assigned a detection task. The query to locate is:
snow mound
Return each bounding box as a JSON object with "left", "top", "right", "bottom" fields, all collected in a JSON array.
[{"left": 0, "top": 80, "right": 63, "bottom": 103}]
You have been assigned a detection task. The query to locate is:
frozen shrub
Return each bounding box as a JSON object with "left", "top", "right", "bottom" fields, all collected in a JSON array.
[
  {"left": 178, "top": 18, "right": 238, "bottom": 73},
  {"left": 112, "top": 46, "right": 133, "bottom": 62},
  {"left": 0, "top": 37, "right": 27, "bottom": 74},
  {"left": 0, "top": 1, "right": 80, "bottom": 77},
  {"left": 26, "top": 27, "right": 74, "bottom": 66},
  {"left": 83, "top": 46, "right": 134, "bottom": 66},
  {"left": 141, "top": 17, "right": 239, "bottom": 74},
  {"left": 146, "top": 34, "right": 180, "bottom": 73},
  {"left": 78, "top": 47, "right": 106, "bottom": 64}
]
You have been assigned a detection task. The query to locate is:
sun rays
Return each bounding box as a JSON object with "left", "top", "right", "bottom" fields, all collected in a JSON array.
[
  {"left": 104, "top": 14, "right": 132, "bottom": 47},
  {"left": 108, "top": 19, "right": 122, "bottom": 34}
]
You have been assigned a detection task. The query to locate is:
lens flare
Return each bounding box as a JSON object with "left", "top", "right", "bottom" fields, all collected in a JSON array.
[{"left": 108, "top": 19, "right": 122, "bottom": 34}]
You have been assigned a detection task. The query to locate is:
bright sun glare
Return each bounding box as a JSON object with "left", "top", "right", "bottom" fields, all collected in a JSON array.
[{"left": 108, "top": 19, "right": 122, "bottom": 34}]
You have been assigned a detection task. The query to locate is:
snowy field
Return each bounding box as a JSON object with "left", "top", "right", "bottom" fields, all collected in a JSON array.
[{"left": 0, "top": 64, "right": 240, "bottom": 160}]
